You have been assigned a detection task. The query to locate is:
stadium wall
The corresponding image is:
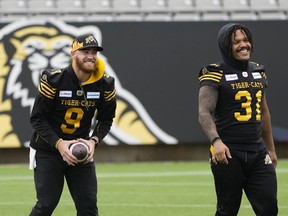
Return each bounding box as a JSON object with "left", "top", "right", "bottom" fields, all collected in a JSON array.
[
  {"left": 0, "top": 142, "right": 288, "bottom": 164},
  {"left": 0, "top": 20, "right": 287, "bottom": 162}
]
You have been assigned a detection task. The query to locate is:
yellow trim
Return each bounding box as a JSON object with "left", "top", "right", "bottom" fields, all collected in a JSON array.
[
  {"left": 72, "top": 41, "right": 84, "bottom": 52},
  {"left": 199, "top": 77, "right": 221, "bottom": 83},
  {"left": 105, "top": 89, "right": 116, "bottom": 101},
  {"left": 38, "top": 80, "right": 56, "bottom": 99},
  {"left": 200, "top": 74, "right": 221, "bottom": 80},
  {"left": 82, "top": 58, "right": 105, "bottom": 85},
  {"left": 210, "top": 145, "right": 214, "bottom": 155},
  {"left": 55, "top": 138, "right": 63, "bottom": 149}
]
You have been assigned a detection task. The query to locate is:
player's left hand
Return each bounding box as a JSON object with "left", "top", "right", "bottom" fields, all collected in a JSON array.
[
  {"left": 212, "top": 139, "right": 232, "bottom": 165},
  {"left": 268, "top": 150, "right": 277, "bottom": 168}
]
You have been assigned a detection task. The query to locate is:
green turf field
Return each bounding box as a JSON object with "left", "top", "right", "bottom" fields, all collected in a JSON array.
[{"left": 0, "top": 160, "right": 287, "bottom": 216}]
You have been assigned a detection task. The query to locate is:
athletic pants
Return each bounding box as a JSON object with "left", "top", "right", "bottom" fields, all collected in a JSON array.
[
  {"left": 211, "top": 148, "right": 278, "bottom": 216},
  {"left": 29, "top": 150, "right": 98, "bottom": 216}
]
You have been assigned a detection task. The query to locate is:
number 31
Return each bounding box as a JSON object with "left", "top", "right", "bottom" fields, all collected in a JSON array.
[{"left": 234, "top": 90, "right": 262, "bottom": 121}]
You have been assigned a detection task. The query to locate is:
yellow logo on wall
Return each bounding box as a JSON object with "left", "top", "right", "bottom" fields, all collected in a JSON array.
[{"left": 0, "top": 20, "right": 177, "bottom": 148}]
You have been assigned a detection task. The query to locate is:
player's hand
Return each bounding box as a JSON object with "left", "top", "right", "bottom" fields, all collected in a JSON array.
[
  {"left": 212, "top": 140, "right": 232, "bottom": 165},
  {"left": 268, "top": 150, "right": 278, "bottom": 168},
  {"left": 77, "top": 138, "right": 97, "bottom": 163},
  {"left": 57, "top": 139, "right": 78, "bottom": 166}
]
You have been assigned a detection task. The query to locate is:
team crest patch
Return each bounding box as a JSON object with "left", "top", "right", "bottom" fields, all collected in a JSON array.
[
  {"left": 242, "top": 71, "right": 248, "bottom": 77},
  {"left": 77, "top": 90, "right": 83, "bottom": 96},
  {"left": 201, "top": 67, "right": 209, "bottom": 75},
  {"left": 42, "top": 74, "right": 48, "bottom": 82}
]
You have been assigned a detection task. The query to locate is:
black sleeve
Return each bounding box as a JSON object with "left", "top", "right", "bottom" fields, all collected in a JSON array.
[
  {"left": 30, "top": 70, "right": 61, "bottom": 147},
  {"left": 91, "top": 76, "right": 117, "bottom": 142},
  {"left": 30, "top": 95, "right": 60, "bottom": 147}
]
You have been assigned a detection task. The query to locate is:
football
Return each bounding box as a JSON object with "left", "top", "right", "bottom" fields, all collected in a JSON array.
[{"left": 69, "top": 142, "right": 89, "bottom": 163}]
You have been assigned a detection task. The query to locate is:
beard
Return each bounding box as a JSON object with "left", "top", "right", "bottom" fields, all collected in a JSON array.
[{"left": 74, "top": 56, "right": 96, "bottom": 74}]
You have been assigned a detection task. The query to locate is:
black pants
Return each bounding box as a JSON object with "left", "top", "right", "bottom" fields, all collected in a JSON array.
[
  {"left": 211, "top": 148, "right": 278, "bottom": 216},
  {"left": 29, "top": 150, "right": 98, "bottom": 216}
]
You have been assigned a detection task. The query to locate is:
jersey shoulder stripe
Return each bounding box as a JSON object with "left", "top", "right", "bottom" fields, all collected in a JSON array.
[
  {"left": 104, "top": 89, "right": 116, "bottom": 102},
  {"left": 102, "top": 73, "right": 116, "bottom": 102},
  {"left": 199, "top": 64, "right": 224, "bottom": 83},
  {"left": 38, "top": 69, "right": 64, "bottom": 99},
  {"left": 38, "top": 79, "right": 57, "bottom": 99}
]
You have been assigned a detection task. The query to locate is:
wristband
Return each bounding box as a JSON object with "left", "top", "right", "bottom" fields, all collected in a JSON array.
[
  {"left": 90, "top": 137, "right": 99, "bottom": 145},
  {"left": 211, "top": 137, "right": 221, "bottom": 146},
  {"left": 55, "top": 138, "right": 63, "bottom": 149}
]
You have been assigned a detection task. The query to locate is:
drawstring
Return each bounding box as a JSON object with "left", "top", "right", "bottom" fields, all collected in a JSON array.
[
  {"left": 79, "top": 83, "right": 89, "bottom": 111},
  {"left": 244, "top": 151, "right": 248, "bottom": 163}
]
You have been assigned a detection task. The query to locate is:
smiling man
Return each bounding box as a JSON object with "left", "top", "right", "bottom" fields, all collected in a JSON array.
[
  {"left": 29, "top": 33, "right": 116, "bottom": 216},
  {"left": 198, "top": 23, "right": 278, "bottom": 216}
]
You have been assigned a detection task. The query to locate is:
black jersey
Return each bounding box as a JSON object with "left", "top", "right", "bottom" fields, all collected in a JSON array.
[
  {"left": 30, "top": 62, "right": 116, "bottom": 152},
  {"left": 199, "top": 61, "right": 267, "bottom": 150}
]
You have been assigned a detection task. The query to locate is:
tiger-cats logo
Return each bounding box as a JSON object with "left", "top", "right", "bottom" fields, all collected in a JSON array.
[{"left": 0, "top": 20, "right": 177, "bottom": 147}]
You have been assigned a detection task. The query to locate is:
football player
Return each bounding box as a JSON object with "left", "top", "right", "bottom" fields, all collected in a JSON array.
[
  {"left": 29, "top": 34, "right": 116, "bottom": 216},
  {"left": 198, "top": 23, "right": 278, "bottom": 215}
]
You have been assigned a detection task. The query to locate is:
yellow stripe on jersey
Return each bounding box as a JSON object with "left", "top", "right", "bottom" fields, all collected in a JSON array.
[
  {"left": 199, "top": 71, "right": 223, "bottom": 83},
  {"left": 51, "top": 69, "right": 62, "bottom": 75},
  {"left": 104, "top": 89, "right": 116, "bottom": 102},
  {"left": 261, "top": 71, "right": 267, "bottom": 80},
  {"left": 38, "top": 79, "right": 56, "bottom": 99}
]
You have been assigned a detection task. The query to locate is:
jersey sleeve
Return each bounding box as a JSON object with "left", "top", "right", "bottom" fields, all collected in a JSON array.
[
  {"left": 91, "top": 74, "right": 117, "bottom": 142},
  {"left": 38, "top": 69, "right": 62, "bottom": 99},
  {"left": 251, "top": 62, "right": 268, "bottom": 88},
  {"left": 198, "top": 64, "right": 223, "bottom": 88},
  {"left": 30, "top": 69, "right": 62, "bottom": 148},
  {"left": 262, "top": 71, "right": 268, "bottom": 88}
]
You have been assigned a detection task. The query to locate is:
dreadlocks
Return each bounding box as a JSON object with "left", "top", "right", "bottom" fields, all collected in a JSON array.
[{"left": 224, "top": 24, "right": 254, "bottom": 57}]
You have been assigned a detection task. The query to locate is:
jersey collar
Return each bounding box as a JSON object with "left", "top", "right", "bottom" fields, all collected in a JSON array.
[{"left": 71, "top": 58, "right": 105, "bottom": 85}]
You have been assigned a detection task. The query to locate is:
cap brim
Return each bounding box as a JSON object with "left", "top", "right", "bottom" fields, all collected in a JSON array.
[{"left": 78, "top": 45, "right": 104, "bottom": 51}]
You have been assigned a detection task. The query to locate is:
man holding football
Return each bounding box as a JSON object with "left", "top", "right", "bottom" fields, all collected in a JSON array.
[
  {"left": 198, "top": 23, "right": 278, "bottom": 215},
  {"left": 29, "top": 33, "right": 116, "bottom": 216}
]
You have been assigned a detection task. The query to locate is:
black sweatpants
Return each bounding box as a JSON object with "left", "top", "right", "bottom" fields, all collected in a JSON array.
[
  {"left": 211, "top": 148, "right": 278, "bottom": 216},
  {"left": 29, "top": 150, "right": 98, "bottom": 216}
]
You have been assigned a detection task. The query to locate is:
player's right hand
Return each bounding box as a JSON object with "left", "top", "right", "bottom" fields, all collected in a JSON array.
[
  {"left": 212, "top": 140, "right": 232, "bottom": 165},
  {"left": 57, "top": 139, "right": 78, "bottom": 166}
]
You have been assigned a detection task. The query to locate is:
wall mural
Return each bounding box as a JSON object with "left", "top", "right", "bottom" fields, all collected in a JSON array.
[
  {"left": 1, "top": 20, "right": 287, "bottom": 148},
  {"left": 0, "top": 20, "right": 177, "bottom": 147}
]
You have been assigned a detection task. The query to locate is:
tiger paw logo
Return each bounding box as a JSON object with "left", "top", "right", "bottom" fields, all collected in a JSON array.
[{"left": 0, "top": 20, "right": 177, "bottom": 147}]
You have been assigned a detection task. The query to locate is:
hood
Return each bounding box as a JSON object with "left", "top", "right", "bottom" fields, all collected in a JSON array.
[
  {"left": 217, "top": 23, "right": 252, "bottom": 70},
  {"left": 84, "top": 57, "right": 105, "bottom": 84},
  {"left": 72, "top": 57, "right": 105, "bottom": 85}
]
